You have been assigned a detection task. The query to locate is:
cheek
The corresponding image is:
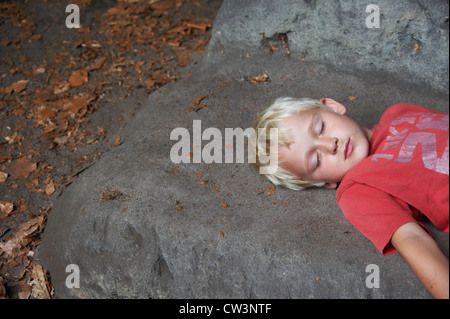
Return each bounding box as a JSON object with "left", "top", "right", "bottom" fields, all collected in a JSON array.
[
  {"left": 278, "top": 150, "right": 301, "bottom": 176},
  {"left": 354, "top": 139, "right": 370, "bottom": 160},
  {"left": 319, "top": 157, "right": 346, "bottom": 181}
]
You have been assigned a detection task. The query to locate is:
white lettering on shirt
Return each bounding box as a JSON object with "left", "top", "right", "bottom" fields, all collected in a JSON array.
[{"left": 371, "top": 112, "right": 449, "bottom": 175}]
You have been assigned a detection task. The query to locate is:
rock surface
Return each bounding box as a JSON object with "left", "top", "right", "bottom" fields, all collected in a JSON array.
[
  {"left": 207, "top": 0, "right": 449, "bottom": 92},
  {"left": 39, "top": 0, "right": 449, "bottom": 298}
]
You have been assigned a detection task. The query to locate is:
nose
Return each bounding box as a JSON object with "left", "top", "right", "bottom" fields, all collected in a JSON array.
[{"left": 317, "top": 137, "right": 338, "bottom": 155}]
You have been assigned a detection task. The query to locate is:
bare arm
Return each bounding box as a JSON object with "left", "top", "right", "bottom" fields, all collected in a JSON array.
[{"left": 391, "top": 222, "right": 449, "bottom": 299}]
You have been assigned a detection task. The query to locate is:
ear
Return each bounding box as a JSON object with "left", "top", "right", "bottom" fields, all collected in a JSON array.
[
  {"left": 323, "top": 181, "right": 338, "bottom": 189},
  {"left": 319, "top": 98, "right": 347, "bottom": 115}
]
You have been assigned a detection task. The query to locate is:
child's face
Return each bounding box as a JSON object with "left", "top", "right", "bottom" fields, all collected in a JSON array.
[{"left": 278, "top": 99, "right": 372, "bottom": 188}]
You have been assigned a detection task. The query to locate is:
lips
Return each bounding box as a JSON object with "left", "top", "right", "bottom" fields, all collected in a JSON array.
[{"left": 344, "top": 138, "right": 353, "bottom": 160}]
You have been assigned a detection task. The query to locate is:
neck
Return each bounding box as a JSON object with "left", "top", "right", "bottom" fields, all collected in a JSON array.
[{"left": 364, "top": 127, "right": 373, "bottom": 141}]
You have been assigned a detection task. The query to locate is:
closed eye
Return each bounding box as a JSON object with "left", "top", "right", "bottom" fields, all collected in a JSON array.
[
  {"left": 319, "top": 121, "right": 325, "bottom": 136},
  {"left": 313, "top": 115, "right": 325, "bottom": 136}
]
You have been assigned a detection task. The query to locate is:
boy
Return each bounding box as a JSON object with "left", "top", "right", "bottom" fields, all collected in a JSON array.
[{"left": 254, "top": 97, "right": 449, "bottom": 299}]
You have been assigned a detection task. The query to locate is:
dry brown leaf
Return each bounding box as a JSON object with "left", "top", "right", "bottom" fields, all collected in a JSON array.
[
  {"left": 190, "top": 96, "right": 207, "bottom": 111},
  {"left": 194, "top": 104, "right": 206, "bottom": 111},
  {"left": 87, "top": 56, "right": 106, "bottom": 71},
  {"left": 0, "top": 201, "right": 14, "bottom": 216},
  {"left": 9, "top": 156, "right": 37, "bottom": 179},
  {"left": 150, "top": 0, "right": 173, "bottom": 11},
  {"left": 5, "top": 132, "right": 21, "bottom": 144},
  {"left": 0, "top": 172, "right": 7, "bottom": 183},
  {"left": 192, "top": 96, "right": 207, "bottom": 106},
  {"left": 28, "top": 265, "right": 51, "bottom": 299},
  {"left": 45, "top": 180, "right": 55, "bottom": 196},
  {"left": 349, "top": 96, "right": 357, "bottom": 101},
  {"left": 251, "top": 73, "right": 270, "bottom": 83},
  {"left": 8, "top": 80, "right": 29, "bottom": 94},
  {"left": 0, "top": 215, "right": 45, "bottom": 259},
  {"left": 65, "top": 96, "right": 87, "bottom": 114},
  {"left": 17, "top": 280, "right": 32, "bottom": 299},
  {"left": 186, "top": 19, "right": 211, "bottom": 32},
  {"left": 177, "top": 54, "right": 189, "bottom": 67},
  {"left": 145, "top": 79, "right": 155, "bottom": 90},
  {"left": 37, "top": 107, "right": 56, "bottom": 121},
  {"left": 414, "top": 43, "right": 421, "bottom": 52},
  {"left": 220, "top": 201, "right": 228, "bottom": 208},
  {"left": 54, "top": 135, "right": 68, "bottom": 146},
  {"left": 0, "top": 154, "right": 12, "bottom": 164},
  {"left": 53, "top": 82, "right": 70, "bottom": 94},
  {"left": 134, "top": 61, "right": 145, "bottom": 74},
  {"left": 69, "top": 70, "right": 89, "bottom": 88}
]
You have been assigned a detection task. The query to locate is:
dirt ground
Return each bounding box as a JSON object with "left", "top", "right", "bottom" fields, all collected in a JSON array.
[{"left": 0, "top": 0, "right": 222, "bottom": 299}]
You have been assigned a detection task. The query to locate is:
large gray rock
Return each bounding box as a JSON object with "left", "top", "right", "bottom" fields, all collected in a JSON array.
[
  {"left": 39, "top": 0, "right": 449, "bottom": 299},
  {"left": 207, "top": 0, "right": 449, "bottom": 93}
]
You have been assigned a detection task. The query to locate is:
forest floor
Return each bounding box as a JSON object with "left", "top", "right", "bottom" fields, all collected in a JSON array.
[{"left": 0, "top": 0, "right": 222, "bottom": 298}]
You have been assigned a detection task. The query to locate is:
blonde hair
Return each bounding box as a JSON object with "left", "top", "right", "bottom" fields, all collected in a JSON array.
[{"left": 253, "top": 97, "right": 327, "bottom": 190}]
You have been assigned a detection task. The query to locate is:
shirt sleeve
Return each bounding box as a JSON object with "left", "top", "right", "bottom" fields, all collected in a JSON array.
[{"left": 338, "top": 183, "right": 427, "bottom": 255}]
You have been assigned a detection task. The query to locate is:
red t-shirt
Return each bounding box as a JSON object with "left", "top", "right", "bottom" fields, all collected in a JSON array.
[{"left": 336, "top": 103, "right": 449, "bottom": 255}]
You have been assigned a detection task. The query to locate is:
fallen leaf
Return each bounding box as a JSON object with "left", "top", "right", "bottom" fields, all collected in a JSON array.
[
  {"left": 177, "top": 53, "right": 189, "bottom": 67},
  {"left": 28, "top": 265, "right": 51, "bottom": 299},
  {"left": 17, "top": 280, "right": 32, "bottom": 299},
  {"left": 0, "top": 172, "right": 8, "bottom": 183},
  {"left": 51, "top": 53, "right": 67, "bottom": 65},
  {"left": 134, "top": 61, "right": 145, "bottom": 74},
  {"left": 53, "top": 82, "right": 70, "bottom": 94},
  {"left": 414, "top": 43, "right": 421, "bottom": 53},
  {"left": 194, "top": 104, "right": 206, "bottom": 112},
  {"left": 192, "top": 96, "right": 207, "bottom": 106},
  {"left": 7, "top": 80, "right": 29, "bottom": 94},
  {"left": 220, "top": 201, "right": 228, "bottom": 208},
  {"left": 65, "top": 96, "right": 87, "bottom": 114},
  {"left": 54, "top": 135, "right": 68, "bottom": 146},
  {"left": 69, "top": 70, "right": 89, "bottom": 88},
  {"left": 98, "top": 189, "right": 130, "bottom": 202},
  {"left": 186, "top": 19, "right": 211, "bottom": 32},
  {"left": 9, "top": 157, "right": 37, "bottom": 179},
  {"left": 86, "top": 56, "right": 106, "bottom": 71},
  {"left": 191, "top": 95, "right": 207, "bottom": 111},
  {"left": 0, "top": 154, "right": 12, "bottom": 164},
  {"left": 37, "top": 107, "right": 56, "bottom": 121},
  {"left": 45, "top": 180, "right": 55, "bottom": 196},
  {"left": 145, "top": 79, "right": 155, "bottom": 90},
  {"left": 5, "top": 132, "right": 21, "bottom": 144},
  {"left": 0, "top": 201, "right": 14, "bottom": 216},
  {"left": 251, "top": 73, "right": 270, "bottom": 83},
  {"left": 175, "top": 200, "right": 183, "bottom": 212},
  {"left": 349, "top": 96, "right": 357, "bottom": 101},
  {"left": 150, "top": 0, "right": 173, "bottom": 11},
  {"left": 0, "top": 215, "right": 45, "bottom": 259}
]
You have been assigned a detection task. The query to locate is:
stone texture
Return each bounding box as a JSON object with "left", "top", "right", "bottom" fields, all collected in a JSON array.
[{"left": 207, "top": 0, "right": 449, "bottom": 92}]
